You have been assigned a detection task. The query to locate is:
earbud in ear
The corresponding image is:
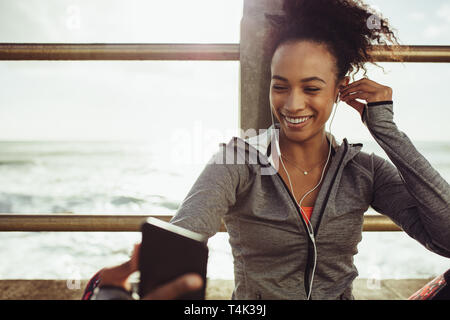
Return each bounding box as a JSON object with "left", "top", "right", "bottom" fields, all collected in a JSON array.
[{"left": 335, "top": 92, "right": 341, "bottom": 103}]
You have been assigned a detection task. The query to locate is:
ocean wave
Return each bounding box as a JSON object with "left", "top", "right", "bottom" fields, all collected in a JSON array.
[
  {"left": 158, "top": 200, "right": 180, "bottom": 210},
  {"left": 0, "top": 192, "right": 32, "bottom": 212},
  {"left": 32, "top": 151, "right": 126, "bottom": 157},
  {"left": 110, "top": 196, "right": 146, "bottom": 206},
  {"left": 110, "top": 195, "right": 180, "bottom": 211},
  {"left": 0, "top": 192, "right": 180, "bottom": 214},
  {"left": 0, "top": 160, "right": 35, "bottom": 167}
]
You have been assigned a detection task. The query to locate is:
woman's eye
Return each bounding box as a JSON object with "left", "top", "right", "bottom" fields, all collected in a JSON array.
[{"left": 272, "top": 86, "right": 320, "bottom": 92}]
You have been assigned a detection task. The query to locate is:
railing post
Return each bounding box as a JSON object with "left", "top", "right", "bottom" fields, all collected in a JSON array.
[{"left": 239, "top": 0, "right": 283, "bottom": 135}]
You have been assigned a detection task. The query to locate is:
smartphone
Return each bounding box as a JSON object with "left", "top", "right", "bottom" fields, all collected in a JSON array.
[{"left": 138, "top": 217, "right": 209, "bottom": 300}]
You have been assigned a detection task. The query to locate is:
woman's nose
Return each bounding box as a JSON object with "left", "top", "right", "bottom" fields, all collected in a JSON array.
[{"left": 285, "top": 91, "right": 306, "bottom": 112}]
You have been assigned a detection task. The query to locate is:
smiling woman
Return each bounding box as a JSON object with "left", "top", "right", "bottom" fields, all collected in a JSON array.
[
  {"left": 170, "top": 0, "right": 450, "bottom": 300},
  {"left": 1, "top": 0, "right": 450, "bottom": 302}
]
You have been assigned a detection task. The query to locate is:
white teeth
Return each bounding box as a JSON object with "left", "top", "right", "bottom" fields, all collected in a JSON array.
[{"left": 285, "top": 116, "right": 312, "bottom": 124}]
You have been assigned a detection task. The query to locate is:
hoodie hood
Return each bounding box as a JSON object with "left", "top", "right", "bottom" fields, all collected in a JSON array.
[
  {"left": 244, "top": 122, "right": 341, "bottom": 163},
  {"left": 217, "top": 122, "right": 363, "bottom": 175}
]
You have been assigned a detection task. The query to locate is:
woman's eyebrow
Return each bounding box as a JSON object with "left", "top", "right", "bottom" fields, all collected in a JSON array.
[{"left": 272, "top": 75, "right": 326, "bottom": 84}]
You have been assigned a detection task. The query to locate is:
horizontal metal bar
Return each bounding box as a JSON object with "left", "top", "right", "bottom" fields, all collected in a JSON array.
[
  {"left": 0, "top": 44, "right": 449, "bottom": 62},
  {"left": 370, "top": 45, "right": 450, "bottom": 63},
  {"left": 0, "top": 43, "right": 240, "bottom": 61},
  {"left": 0, "top": 214, "right": 163, "bottom": 232},
  {"left": 362, "top": 215, "right": 402, "bottom": 232},
  {"left": 0, "top": 214, "right": 401, "bottom": 232}
]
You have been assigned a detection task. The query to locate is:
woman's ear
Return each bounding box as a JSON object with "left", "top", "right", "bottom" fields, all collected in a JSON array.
[{"left": 335, "top": 76, "right": 350, "bottom": 103}]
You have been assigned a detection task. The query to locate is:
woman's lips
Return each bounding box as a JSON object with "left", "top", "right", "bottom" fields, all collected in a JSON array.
[{"left": 282, "top": 115, "right": 313, "bottom": 129}]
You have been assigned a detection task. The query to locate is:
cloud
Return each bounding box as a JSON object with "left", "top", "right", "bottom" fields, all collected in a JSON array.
[
  {"left": 408, "top": 12, "right": 425, "bottom": 21},
  {"left": 422, "top": 24, "right": 449, "bottom": 38},
  {"left": 436, "top": 3, "right": 450, "bottom": 23}
]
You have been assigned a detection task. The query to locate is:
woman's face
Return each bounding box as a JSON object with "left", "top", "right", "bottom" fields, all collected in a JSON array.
[{"left": 270, "top": 40, "right": 347, "bottom": 143}]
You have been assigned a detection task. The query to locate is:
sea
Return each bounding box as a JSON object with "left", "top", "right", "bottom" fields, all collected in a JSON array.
[{"left": 0, "top": 139, "right": 449, "bottom": 283}]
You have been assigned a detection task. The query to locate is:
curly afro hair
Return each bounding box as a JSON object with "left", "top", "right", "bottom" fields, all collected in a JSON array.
[{"left": 265, "top": 0, "right": 403, "bottom": 84}]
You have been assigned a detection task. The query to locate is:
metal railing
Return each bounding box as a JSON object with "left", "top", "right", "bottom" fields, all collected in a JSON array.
[
  {"left": 1, "top": 43, "right": 448, "bottom": 233},
  {"left": 0, "top": 214, "right": 401, "bottom": 232},
  {"left": 0, "top": 44, "right": 449, "bottom": 62},
  {"left": 0, "top": 43, "right": 239, "bottom": 61}
]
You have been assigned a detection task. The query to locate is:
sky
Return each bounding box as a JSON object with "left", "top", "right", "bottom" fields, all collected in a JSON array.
[{"left": 0, "top": 0, "right": 449, "bottom": 144}]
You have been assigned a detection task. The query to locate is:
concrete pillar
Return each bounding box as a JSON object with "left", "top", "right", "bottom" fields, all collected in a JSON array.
[{"left": 239, "top": 0, "right": 283, "bottom": 137}]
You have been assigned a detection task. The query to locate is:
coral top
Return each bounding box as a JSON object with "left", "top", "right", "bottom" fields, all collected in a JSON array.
[{"left": 300, "top": 206, "right": 313, "bottom": 223}]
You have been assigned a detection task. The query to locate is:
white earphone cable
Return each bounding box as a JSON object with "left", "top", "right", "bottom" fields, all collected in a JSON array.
[{"left": 270, "top": 93, "right": 340, "bottom": 300}]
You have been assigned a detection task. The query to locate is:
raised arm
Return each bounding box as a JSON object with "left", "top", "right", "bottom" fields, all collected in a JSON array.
[
  {"left": 340, "top": 78, "right": 450, "bottom": 258},
  {"left": 364, "top": 101, "right": 450, "bottom": 258}
]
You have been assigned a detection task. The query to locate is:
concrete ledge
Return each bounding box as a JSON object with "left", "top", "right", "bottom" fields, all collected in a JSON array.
[{"left": 0, "top": 278, "right": 431, "bottom": 300}]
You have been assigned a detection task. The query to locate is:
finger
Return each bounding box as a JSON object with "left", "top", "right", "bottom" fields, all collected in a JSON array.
[
  {"left": 341, "top": 77, "right": 384, "bottom": 95},
  {"left": 133, "top": 243, "right": 141, "bottom": 253},
  {"left": 143, "top": 274, "right": 203, "bottom": 300},
  {"left": 341, "top": 78, "right": 367, "bottom": 92},
  {"left": 130, "top": 243, "right": 140, "bottom": 259},
  {"left": 129, "top": 243, "right": 141, "bottom": 273},
  {"left": 97, "top": 266, "right": 131, "bottom": 289},
  {"left": 341, "top": 83, "right": 376, "bottom": 98},
  {"left": 343, "top": 77, "right": 381, "bottom": 90},
  {"left": 142, "top": 274, "right": 204, "bottom": 300},
  {"left": 342, "top": 91, "right": 370, "bottom": 102}
]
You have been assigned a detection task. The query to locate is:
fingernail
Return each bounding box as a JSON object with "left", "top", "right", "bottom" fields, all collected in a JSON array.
[{"left": 187, "top": 275, "right": 203, "bottom": 289}]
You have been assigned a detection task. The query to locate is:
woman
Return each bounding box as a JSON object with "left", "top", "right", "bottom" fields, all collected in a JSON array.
[{"left": 170, "top": 0, "right": 450, "bottom": 299}]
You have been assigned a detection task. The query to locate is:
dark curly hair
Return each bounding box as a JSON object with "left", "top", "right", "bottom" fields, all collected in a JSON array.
[{"left": 265, "top": 0, "right": 403, "bottom": 85}]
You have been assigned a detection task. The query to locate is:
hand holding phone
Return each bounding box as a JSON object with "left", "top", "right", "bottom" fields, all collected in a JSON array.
[{"left": 138, "top": 217, "right": 209, "bottom": 300}]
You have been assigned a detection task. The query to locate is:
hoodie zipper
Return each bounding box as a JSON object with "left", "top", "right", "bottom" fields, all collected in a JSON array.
[
  {"left": 273, "top": 139, "right": 349, "bottom": 299},
  {"left": 229, "top": 138, "right": 315, "bottom": 295},
  {"left": 230, "top": 136, "right": 349, "bottom": 299},
  {"left": 303, "top": 139, "right": 348, "bottom": 299},
  {"left": 274, "top": 171, "right": 315, "bottom": 297}
]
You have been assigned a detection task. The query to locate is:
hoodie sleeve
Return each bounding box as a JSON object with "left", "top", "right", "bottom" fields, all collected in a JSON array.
[
  {"left": 170, "top": 142, "right": 251, "bottom": 239},
  {"left": 362, "top": 101, "right": 450, "bottom": 258}
]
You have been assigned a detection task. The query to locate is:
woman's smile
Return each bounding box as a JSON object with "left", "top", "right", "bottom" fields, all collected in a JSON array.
[{"left": 282, "top": 114, "right": 314, "bottom": 130}]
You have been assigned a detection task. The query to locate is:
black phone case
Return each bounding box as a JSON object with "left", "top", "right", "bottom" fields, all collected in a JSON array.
[{"left": 138, "top": 220, "right": 208, "bottom": 300}]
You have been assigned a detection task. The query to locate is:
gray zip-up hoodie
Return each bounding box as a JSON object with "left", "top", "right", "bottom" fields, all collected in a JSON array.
[{"left": 169, "top": 101, "right": 450, "bottom": 300}]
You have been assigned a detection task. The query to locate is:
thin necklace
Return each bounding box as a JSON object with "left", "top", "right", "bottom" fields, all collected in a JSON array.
[{"left": 280, "top": 154, "right": 328, "bottom": 175}]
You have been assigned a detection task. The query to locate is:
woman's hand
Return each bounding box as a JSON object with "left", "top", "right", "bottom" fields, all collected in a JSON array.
[
  {"left": 339, "top": 77, "right": 393, "bottom": 117},
  {"left": 97, "top": 243, "right": 141, "bottom": 292},
  {"left": 97, "top": 242, "right": 203, "bottom": 299},
  {"left": 141, "top": 273, "right": 203, "bottom": 300}
]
